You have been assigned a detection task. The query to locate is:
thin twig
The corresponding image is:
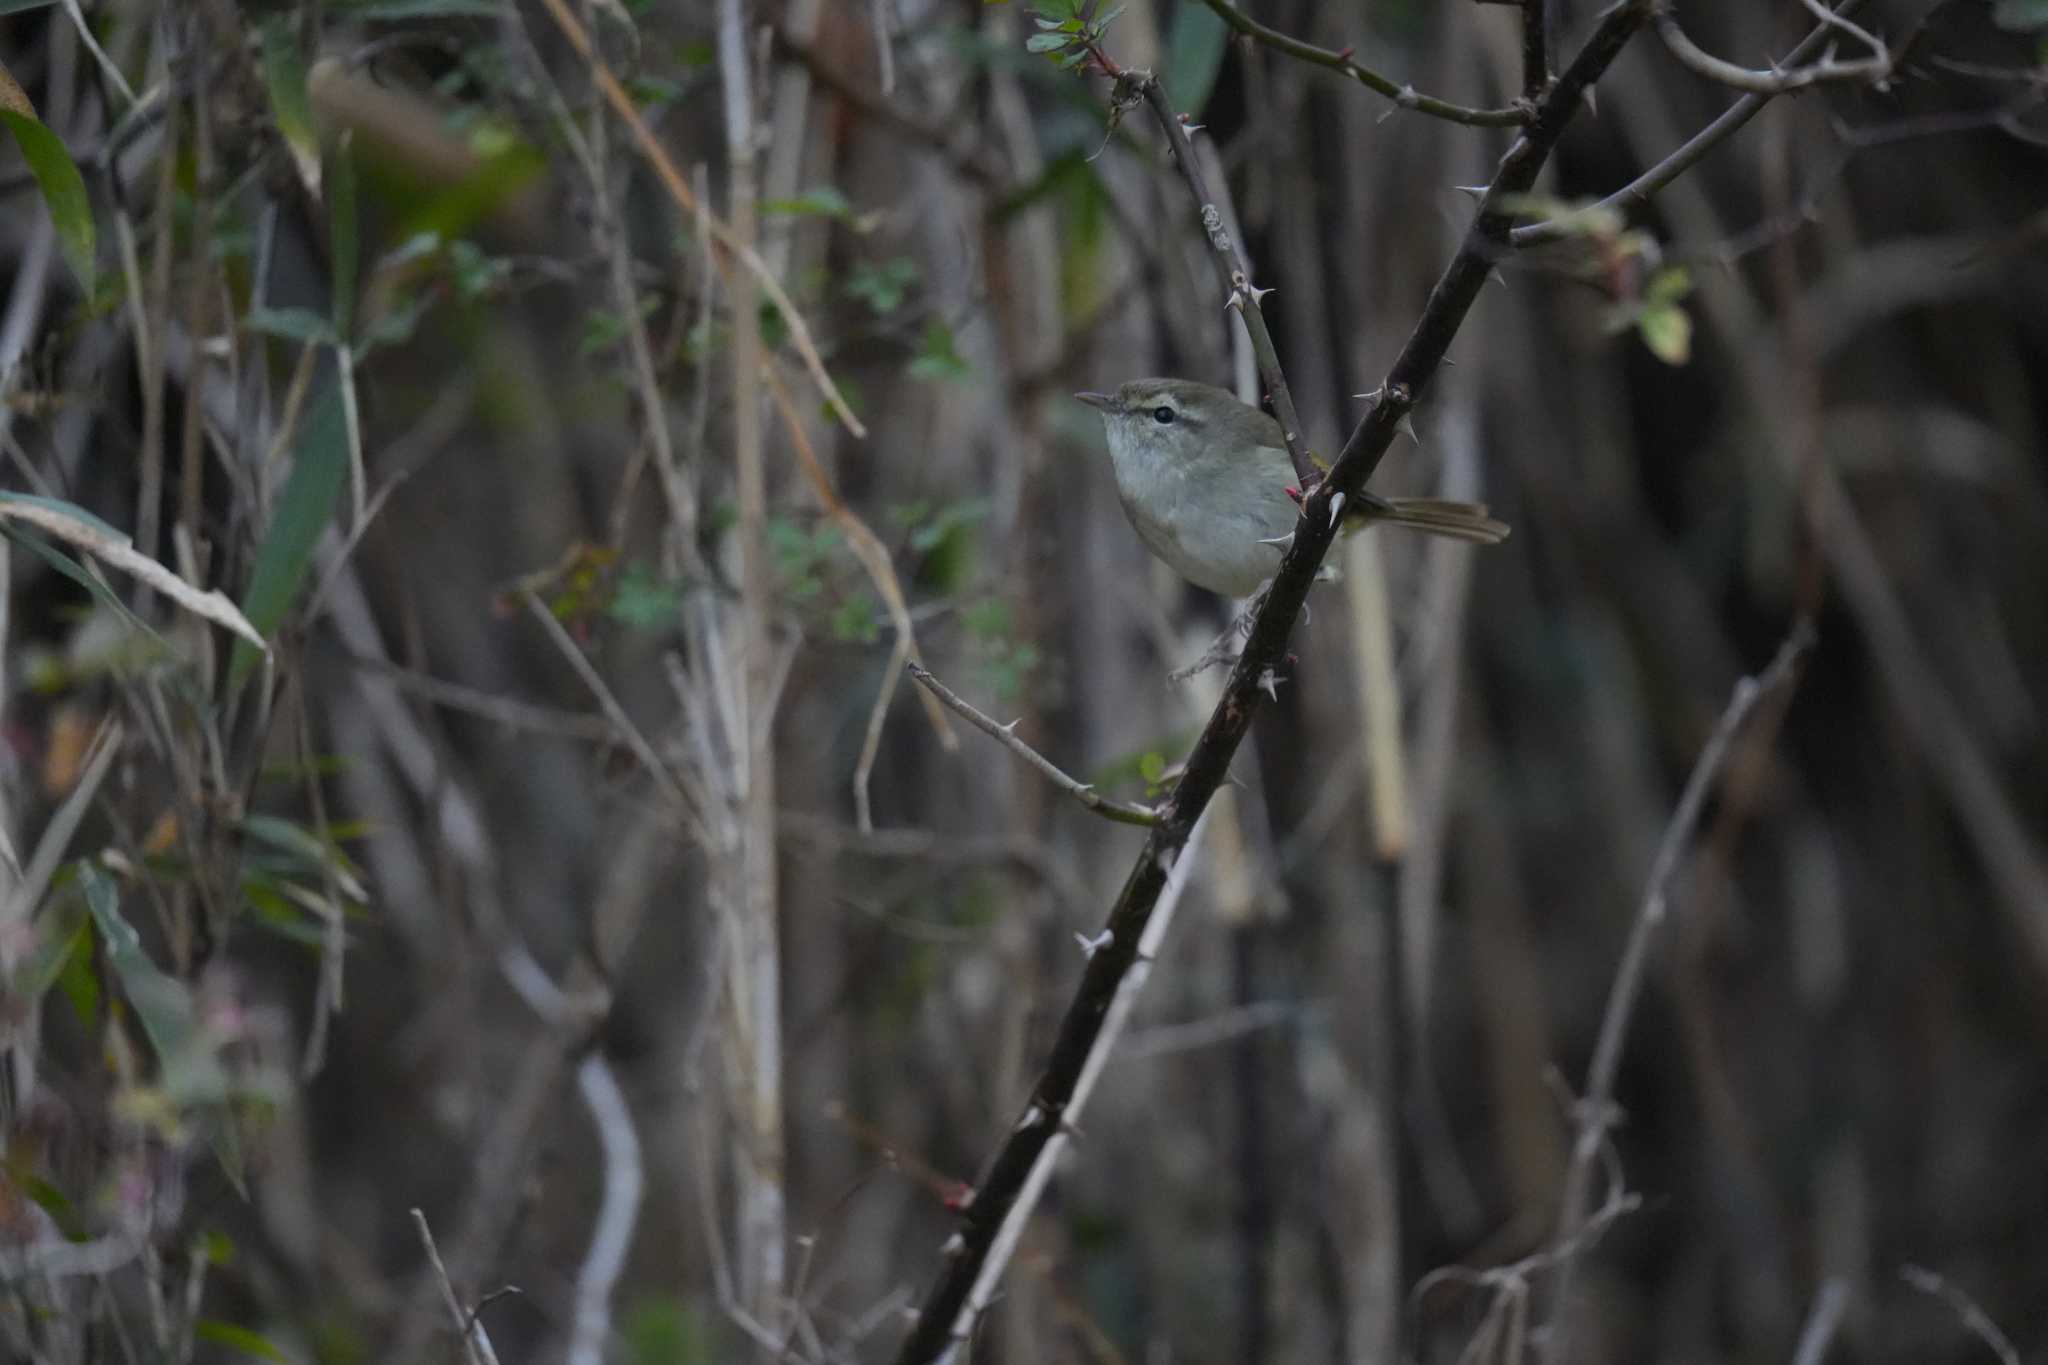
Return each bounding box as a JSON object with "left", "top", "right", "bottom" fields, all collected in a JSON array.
[
  {"left": 1900, "top": 1266, "right": 2022, "bottom": 1365},
  {"left": 336, "top": 653, "right": 614, "bottom": 741},
  {"left": 1195, "top": 0, "right": 1529, "bottom": 126},
  {"left": 533, "top": 0, "right": 865, "bottom": 438},
  {"left": 520, "top": 590, "right": 705, "bottom": 839},
  {"left": 410, "top": 1208, "right": 501, "bottom": 1365},
  {"left": 907, "top": 663, "right": 1158, "bottom": 828},
  {"left": 1119, "top": 69, "right": 1312, "bottom": 484},
  {"left": 1540, "top": 623, "right": 1814, "bottom": 1353},
  {"left": 1789, "top": 1280, "right": 1850, "bottom": 1365}
]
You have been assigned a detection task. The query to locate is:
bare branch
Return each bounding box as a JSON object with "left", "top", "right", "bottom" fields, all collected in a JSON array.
[
  {"left": 1196, "top": 0, "right": 1530, "bottom": 127},
  {"left": 410, "top": 1208, "right": 502, "bottom": 1365},
  {"left": 907, "top": 663, "right": 1159, "bottom": 828},
  {"left": 1900, "top": 1266, "right": 2023, "bottom": 1365},
  {"left": 1652, "top": 3, "right": 1891, "bottom": 96},
  {"left": 1512, "top": 0, "right": 1877, "bottom": 247},
  {"left": 1115, "top": 69, "right": 1314, "bottom": 484},
  {"left": 1540, "top": 623, "right": 1815, "bottom": 1353},
  {"left": 1789, "top": 1280, "right": 1850, "bottom": 1365}
]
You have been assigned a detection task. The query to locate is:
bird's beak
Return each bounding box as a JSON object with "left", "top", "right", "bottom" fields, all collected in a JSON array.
[{"left": 1074, "top": 391, "right": 1116, "bottom": 412}]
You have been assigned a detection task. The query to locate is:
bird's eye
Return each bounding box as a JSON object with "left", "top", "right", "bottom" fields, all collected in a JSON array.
[{"left": 1151, "top": 406, "right": 1175, "bottom": 424}]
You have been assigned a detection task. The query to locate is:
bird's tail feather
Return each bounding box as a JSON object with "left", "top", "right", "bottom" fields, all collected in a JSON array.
[{"left": 1369, "top": 496, "right": 1511, "bottom": 545}]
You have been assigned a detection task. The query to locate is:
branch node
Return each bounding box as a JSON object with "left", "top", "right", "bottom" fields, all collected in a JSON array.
[{"left": 1199, "top": 203, "right": 1231, "bottom": 251}]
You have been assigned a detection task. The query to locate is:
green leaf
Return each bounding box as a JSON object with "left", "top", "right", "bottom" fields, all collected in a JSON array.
[
  {"left": 245, "top": 306, "right": 337, "bottom": 346},
  {"left": 1643, "top": 264, "right": 1693, "bottom": 308},
  {"left": 12, "top": 1168, "right": 86, "bottom": 1239},
  {"left": 80, "top": 863, "right": 196, "bottom": 1066},
  {"left": 624, "top": 1298, "right": 711, "bottom": 1365},
  {"left": 260, "top": 18, "right": 320, "bottom": 194},
  {"left": 844, "top": 257, "right": 919, "bottom": 316},
  {"left": 0, "top": 0, "right": 61, "bottom": 13},
  {"left": 193, "top": 1319, "right": 291, "bottom": 1364},
  {"left": 1025, "top": 32, "right": 1071, "bottom": 52},
  {"left": 1164, "top": 2, "right": 1229, "bottom": 116},
  {"left": 329, "top": 133, "right": 358, "bottom": 339},
  {"left": 0, "top": 109, "right": 95, "bottom": 293},
  {"left": 1636, "top": 301, "right": 1692, "bottom": 365},
  {"left": 52, "top": 914, "right": 100, "bottom": 1029},
  {"left": 763, "top": 185, "right": 853, "bottom": 221},
  {"left": 232, "top": 382, "right": 350, "bottom": 686},
  {"left": 908, "top": 320, "right": 971, "bottom": 382},
  {"left": 606, "top": 561, "right": 683, "bottom": 629},
  {"left": 829, "top": 594, "right": 880, "bottom": 644}
]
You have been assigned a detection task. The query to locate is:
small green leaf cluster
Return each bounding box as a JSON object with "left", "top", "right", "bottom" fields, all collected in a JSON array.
[{"left": 1021, "top": 2, "right": 1125, "bottom": 70}]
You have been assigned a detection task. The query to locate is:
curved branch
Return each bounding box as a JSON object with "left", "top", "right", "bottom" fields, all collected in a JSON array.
[
  {"left": 1512, "top": 0, "right": 1878, "bottom": 247},
  {"left": 1653, "top": 2, "right": 1890, "bottom": 96},
  {"left": 1197, "top": 0, "right": 1530, "bottom": 127}
]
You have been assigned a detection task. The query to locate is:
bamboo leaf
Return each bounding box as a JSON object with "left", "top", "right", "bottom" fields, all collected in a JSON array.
[
  {"left": 231, "top": 382, "right": 349, "bottom": 685},
  {"left": 0, "top": 492, "right": 266, "bottom": 648},
  {"left": 0, "top": 99, "right": 95, "bottom": 292}
]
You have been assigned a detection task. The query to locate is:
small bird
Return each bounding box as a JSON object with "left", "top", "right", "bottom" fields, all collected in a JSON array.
[{"left": 1077, "top": 379, "right": 1509, "bottom": 597}]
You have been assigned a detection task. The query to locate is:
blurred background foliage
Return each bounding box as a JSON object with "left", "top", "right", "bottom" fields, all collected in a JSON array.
[{"left": 0, "top": 0, "right": 2045, "bottom": 1362}]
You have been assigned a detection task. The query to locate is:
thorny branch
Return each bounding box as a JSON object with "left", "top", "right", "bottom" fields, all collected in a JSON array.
[
  {"left": 890, "top": 6, "right": 1661, "bottom": 1361},
  {"left": 907, "top": 663, "right": 1159, "bottom": 828},
  {"left": 1195, "top": 0, "right": 1530, "bottom": 127},
  {"left": 1094, "top": 57, "right": 1313, "bottom": 485},
  {"left": 1513, "top": 0, "right": 1880, "bottom": 247},
  {"left": 1653, "top": 0, "right": 1893, "bottom": 97}
]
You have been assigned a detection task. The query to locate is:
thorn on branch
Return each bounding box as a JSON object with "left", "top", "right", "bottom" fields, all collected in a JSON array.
[{"left": 1075, "top": 927, "right": 1114, "bottom": 959}]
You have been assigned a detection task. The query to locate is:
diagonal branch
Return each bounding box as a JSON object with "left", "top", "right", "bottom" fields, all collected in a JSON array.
[
  {"left": 1539, "top": 623, "right": 1814, "bottom": 1351},
  {"left": 908, "top": 664, "right": 1158, "bottom": 828},
  {"left": 1119, "top": 71, "right": 1313, "bottom": 484},
  {"left": 1196, "top": 0, "right": 1530, "bottom": 126},
  {"left": 888, "top": 5, "right": 1659, "bottom": 1362}
]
